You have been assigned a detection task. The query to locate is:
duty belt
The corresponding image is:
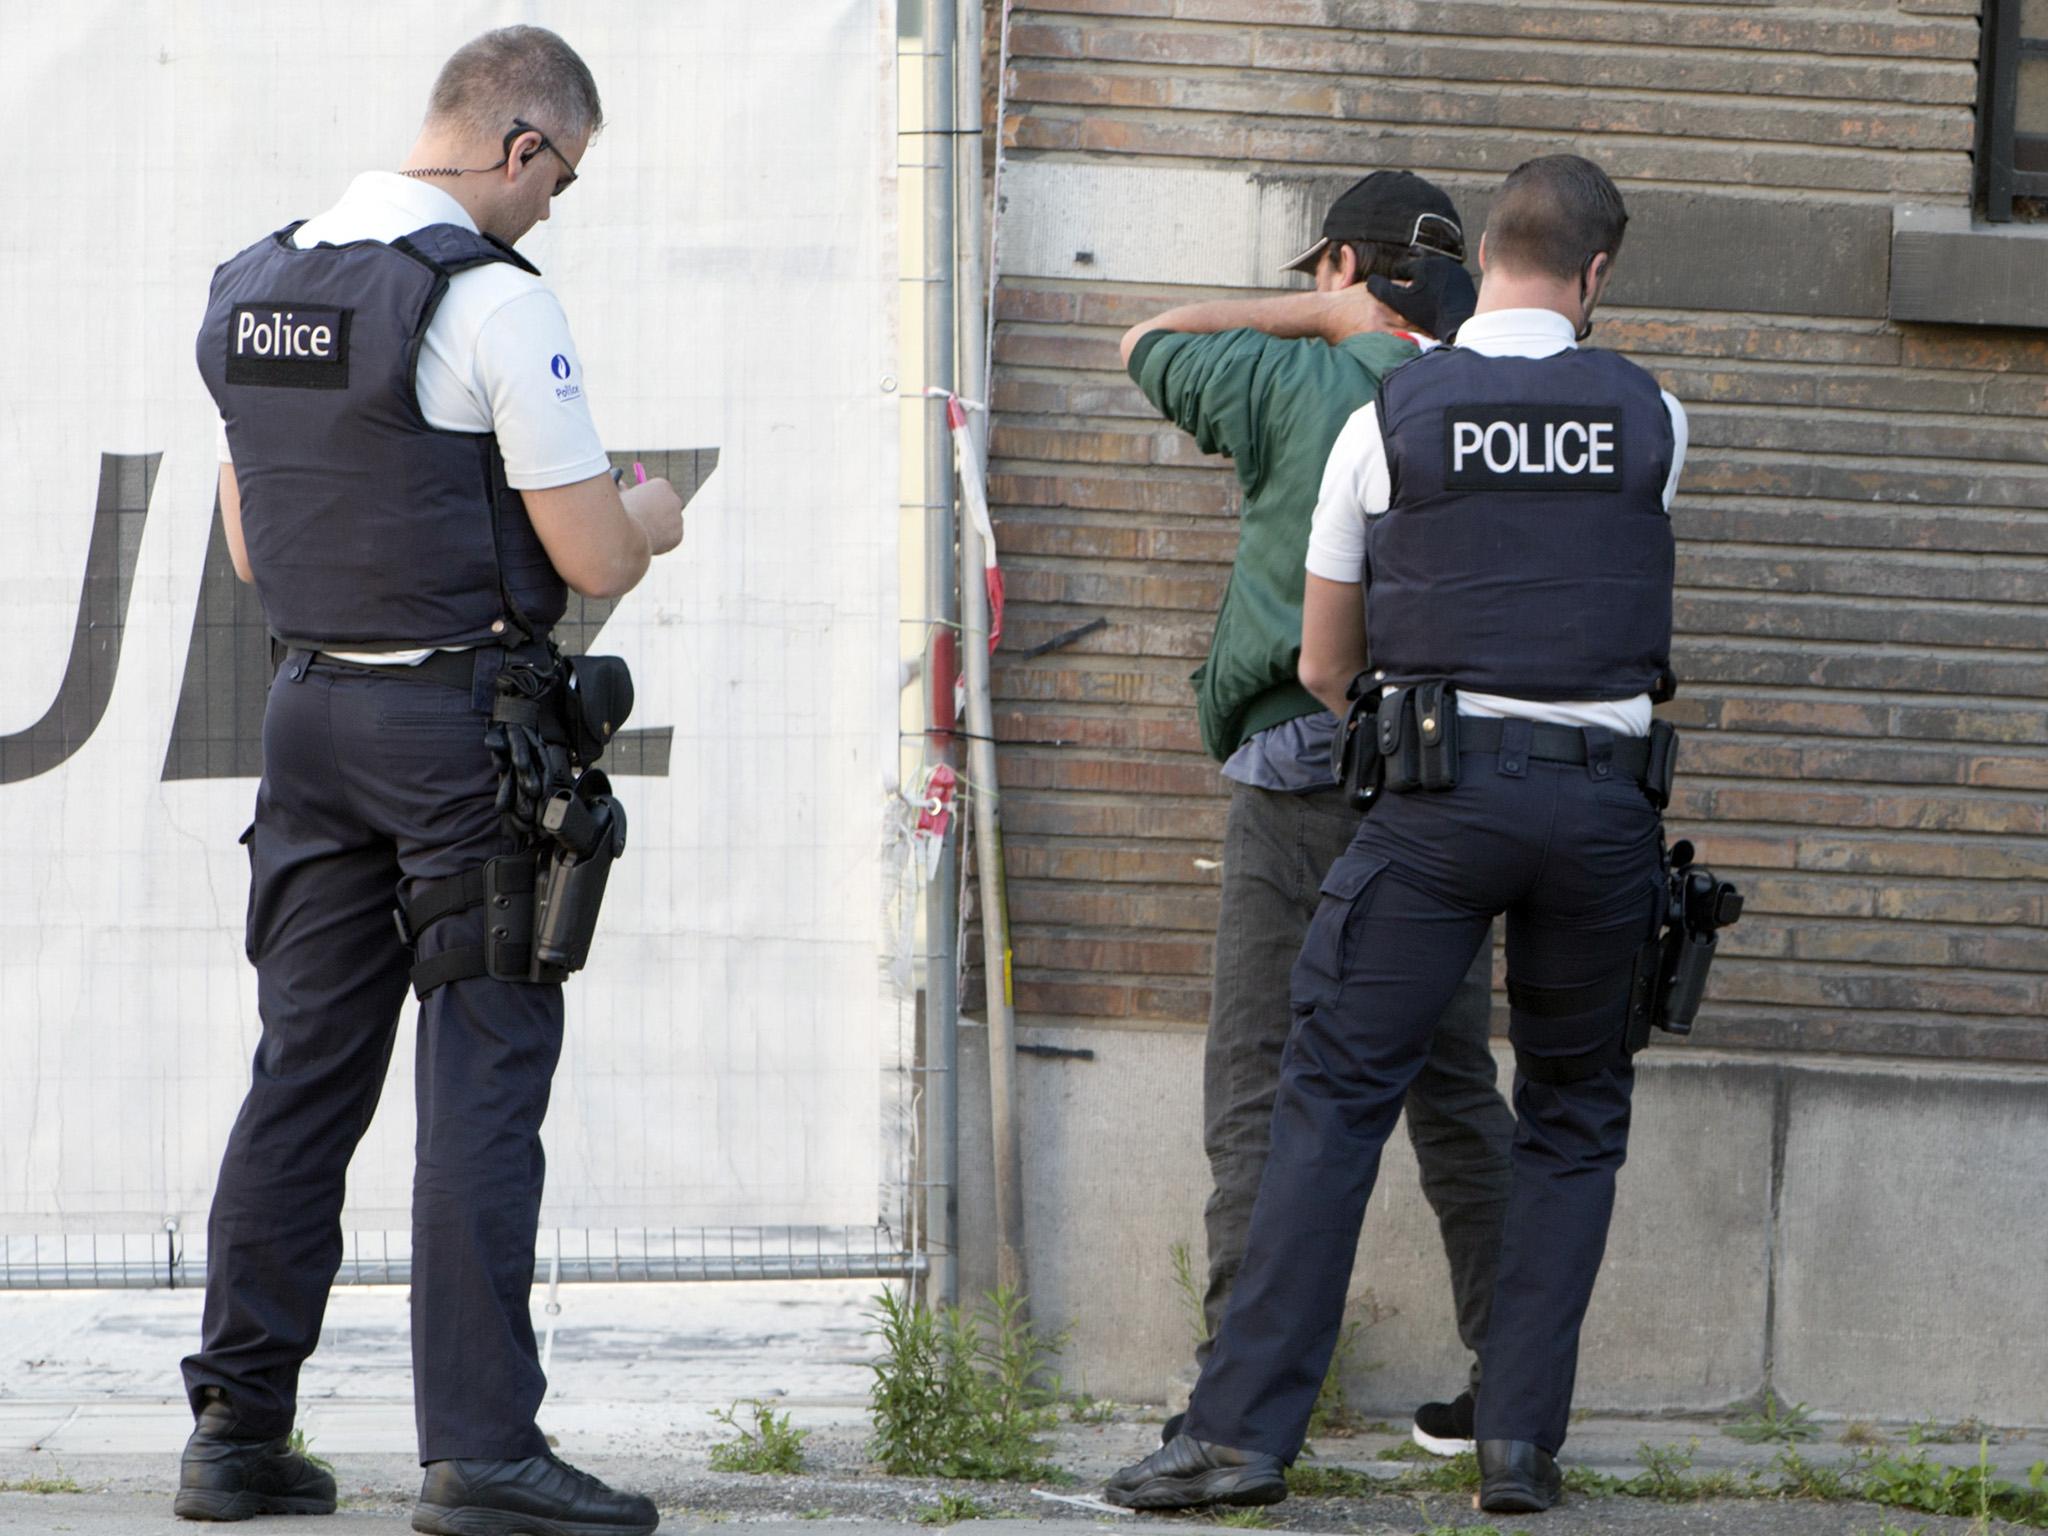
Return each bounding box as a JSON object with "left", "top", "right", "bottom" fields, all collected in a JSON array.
[{"left": 1455, "top": 716, "right": 1654, "bottom": 782}]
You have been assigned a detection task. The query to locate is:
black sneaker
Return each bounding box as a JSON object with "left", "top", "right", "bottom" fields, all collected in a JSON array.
[
  {"left": 1105, "top": 1434, "right": 1287, "bottom": 1511},
  {"left": 1410, "top": 1389, "right": 1476, "bottom": 1457},
  {"left": 414, "top": 1453, "right": 658, "bottom": 1535},
  {"left": 1159, "top": 1411, "right": 1185, "bottom": 1447},
  {"left": 1477, "top": 1438, "right": 1563, "bottom": 1514},
  {"left": 174, "top": 1389, "right": 337, "bottom": 1522}
]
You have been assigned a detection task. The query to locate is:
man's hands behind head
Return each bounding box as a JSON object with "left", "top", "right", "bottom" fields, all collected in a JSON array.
[{"left": 1367, "top": 255, "right": 1478, "bottom": 341}]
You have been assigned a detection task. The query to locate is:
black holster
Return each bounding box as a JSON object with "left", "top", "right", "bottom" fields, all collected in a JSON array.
[
  {"left": 1334, "top": 674, "right": 1385, "bottom": 814},
  {"left": 400, "top": 648, "right": 636, "bottom": 996},
  {"left": 1625, "top": 838, "right": 1745, "bottom": 1046}
]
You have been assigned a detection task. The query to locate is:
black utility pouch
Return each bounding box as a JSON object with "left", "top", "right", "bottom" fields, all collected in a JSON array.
[
  {"left": 1412, "top": 679, "right": 1459, "bottom": 790},
  {"left": 1645, "top": 718, "right": 1679, "bottom": 809},
  {"left": 1334, "top": 674, "right": 1385, "bottom": 814},
  {"left": 564, "top": 654, "right": 635, "bottom": 768},
  {"left": 1376, "top": 684, "right": 1421, "bottom": 792},
  {"left": 1377, "top": 681, "right": 1459, "bottom": 793}
]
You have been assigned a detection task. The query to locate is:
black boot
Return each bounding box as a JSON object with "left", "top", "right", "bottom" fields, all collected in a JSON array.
[
  {"left": 1105, "top": 1434, "right": 1286, "bottom": 1511},
  {"left": 174, "top": 1389, "right": 337, "bottom": 1522},
  {"left": 1410, "top": 1389, "right": 1476, "bottom": 1456},
  {"left": 414, "top": 1453, "right": 658, "bottom": 1535},
  {"left": 1477, "top": 1438, "right": 1563, "bottom": 1514}
]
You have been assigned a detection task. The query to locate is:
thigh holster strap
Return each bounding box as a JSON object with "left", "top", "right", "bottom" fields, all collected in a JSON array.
[
  {"left": 396, "top": 853, "right": 539, "bottom": 996},
  {"left": 1506, "top": 963, "right": 1639, "bottom": 1085}
]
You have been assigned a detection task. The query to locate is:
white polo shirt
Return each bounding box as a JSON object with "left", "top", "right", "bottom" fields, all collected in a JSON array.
[{"left": 1306, "top": 307, "right": 1689, "bottom": 736}]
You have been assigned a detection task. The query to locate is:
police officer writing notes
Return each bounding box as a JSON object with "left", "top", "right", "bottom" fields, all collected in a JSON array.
[
  {"left": 178, "top": 28, "right": 682, "bottom": 1533},
  {"left": 1108, "top": 154, "right": 1688, "bottom": 1517},
  {"left": 1116, "top": 172, "right": 1512, "bottom": 1458}
]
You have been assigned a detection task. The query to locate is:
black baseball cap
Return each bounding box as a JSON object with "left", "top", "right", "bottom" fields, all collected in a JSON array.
[{"left": 1281, "top": 170, "right": 1466, "bottom": 275}]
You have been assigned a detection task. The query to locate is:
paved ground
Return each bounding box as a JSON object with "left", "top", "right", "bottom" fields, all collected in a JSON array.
[{"left": 1, "top": 1283, "right": 2039, "bottom": 1534}]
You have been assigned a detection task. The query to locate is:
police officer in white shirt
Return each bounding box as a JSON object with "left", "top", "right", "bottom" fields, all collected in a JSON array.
[
  {"left": 1109, "top": 154, "right": 1688, "bottom": 1518},
  {"left": 180, "top": 27, "right": 679, "bottom": 1534}
]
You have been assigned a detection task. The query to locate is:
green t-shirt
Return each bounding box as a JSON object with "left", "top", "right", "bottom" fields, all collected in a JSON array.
[{"left": 1129, "top": 325, "right": 1420, "bottom": 763}]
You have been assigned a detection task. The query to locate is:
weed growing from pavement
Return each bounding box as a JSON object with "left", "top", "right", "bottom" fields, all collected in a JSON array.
[
  {"left": 1858, "top": 1442, "right": 2048, "bottom": 1527},
  {"left": 286, "top": 1428, "right": 334, "bottom": 1474},
  {"left": 1304, "top": 1292, "right": 1395, "bottom": 1438},
  {"left": 707, "top": 1399, "right": 808, "bottom": 1474},
  {"left": 1908, "top": 1416, "right": 1995, "bottom": 1446},
  {"left": 1210, "top": 1507, "right": 1274, "bottom": 1528},
  {"left": 1284, "top": 1463, "right": 1381, "bottom": 1498},
  {"left": 1841, "top": 1420, "right": 1889, "bottom": 1447},
  {"left": 0, "top": 1475, "right": 80, "bottom": 1494},
  {"left": 1169, "top": 1242, "right": 1210, "bottom": 1351},
  {"left": 916, "top": 1492, "right": 1000, "bottom": 1524},
  {"left": 867, "top": 1285, "right": 1062, "bottom": 1481},
  {"left": 1725, "top": 1394, "right": 1822, "bottom": 1445},
  {"left": 1774, "top": 1447, "right": 1856, "bottom": 1501}
]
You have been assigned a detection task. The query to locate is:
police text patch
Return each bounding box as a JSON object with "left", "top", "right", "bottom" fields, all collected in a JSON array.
[
  {"left": 1443, "top": 405, "right": 1623, "bottom": 491},
  {"left": 224, "top": 303, "right": 351, "bottom": 389}
]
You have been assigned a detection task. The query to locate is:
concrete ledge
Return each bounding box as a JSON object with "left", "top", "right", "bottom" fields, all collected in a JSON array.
[
  {"left": 957, "top": 1023, "right": 2048, "bottom": 1425},
  {"left": 1891, "top": 203, "right": 2048, "bottom": 330}
]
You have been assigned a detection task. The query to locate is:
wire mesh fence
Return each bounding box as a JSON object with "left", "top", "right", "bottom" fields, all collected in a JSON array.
[{"left": 0, "top": 1223, "right": 921, "bottom": 1291}]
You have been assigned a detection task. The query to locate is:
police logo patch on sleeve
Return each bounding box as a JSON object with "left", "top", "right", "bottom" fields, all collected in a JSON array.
[
  {"left": 224, "top": 303, "right": 351, "bottom": 389},
  {"left": 1444, "top": 405, "right": 1623, "bottom": 491}
]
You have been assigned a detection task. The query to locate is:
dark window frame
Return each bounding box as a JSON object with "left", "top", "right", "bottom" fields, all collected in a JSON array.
[{"left": 1980, "top": 0, "right": 2048, "bottom": 220}]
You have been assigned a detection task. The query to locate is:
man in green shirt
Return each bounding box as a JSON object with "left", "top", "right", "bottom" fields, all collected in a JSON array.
[{"left": 1119, "top": 172, "right": 1512, "bottom": 1454}]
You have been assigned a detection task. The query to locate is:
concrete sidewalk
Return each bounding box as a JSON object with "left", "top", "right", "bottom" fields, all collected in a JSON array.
[{"left": 0, "top": 1284, "right": 2037, "bottom": 1534}]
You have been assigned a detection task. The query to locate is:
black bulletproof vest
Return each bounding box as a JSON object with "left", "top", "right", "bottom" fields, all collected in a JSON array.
[
  {"left": 196, "top": 222, "right": 568, "bottom": 651},
  {"left": 1369, "top": 344, "right": 1675, "bottom": 701}
]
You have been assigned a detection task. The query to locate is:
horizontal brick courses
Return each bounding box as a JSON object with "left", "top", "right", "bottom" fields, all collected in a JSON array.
[{"left": 976, "top": 0, "right": 2047, "bottom": 1063}]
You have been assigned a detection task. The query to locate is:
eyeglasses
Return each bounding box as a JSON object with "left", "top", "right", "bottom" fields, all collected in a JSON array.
[{"left": 506, "top": 118, "right": 578, "bottom": 197}]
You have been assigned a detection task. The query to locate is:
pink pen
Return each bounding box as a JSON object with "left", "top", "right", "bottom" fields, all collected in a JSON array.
[{"left": 631, "top": 460, "right": 647, "bottom": 485}]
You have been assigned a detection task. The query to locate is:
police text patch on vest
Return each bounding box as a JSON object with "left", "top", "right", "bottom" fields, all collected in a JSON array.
[
  {"left": 1443, "top": 405, "right": 1623, "bottom": 491},
  {"left": 224, "top": 303, "right": 352, "bottom": 389}
]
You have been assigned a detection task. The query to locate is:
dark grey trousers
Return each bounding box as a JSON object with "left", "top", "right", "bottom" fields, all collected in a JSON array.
[{"left": 1198, "top": 779, "right": 1514, "bottom": 1385}]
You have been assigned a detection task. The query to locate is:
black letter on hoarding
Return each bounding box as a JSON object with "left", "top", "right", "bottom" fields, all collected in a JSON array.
[{"left": 1, "top": 453, "right": 159, "bottom": 785}]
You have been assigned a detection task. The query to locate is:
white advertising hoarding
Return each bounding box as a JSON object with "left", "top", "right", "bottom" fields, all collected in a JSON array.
[{"left": 0, "top": 1, "right": 903, "bottom": 1240}]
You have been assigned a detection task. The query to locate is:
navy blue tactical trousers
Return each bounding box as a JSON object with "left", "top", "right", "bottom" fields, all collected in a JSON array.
[
  {"left": 1184, "top": 735, "right": 1664, "bottom": 1461},
  {"left": 181, "top": 655, "right": 561, "bottom": 1463}
]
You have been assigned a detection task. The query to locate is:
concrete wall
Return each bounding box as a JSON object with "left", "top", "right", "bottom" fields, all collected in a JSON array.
[{"left": 956, "top": 1028, "right": 2048, "bottom": 1426}]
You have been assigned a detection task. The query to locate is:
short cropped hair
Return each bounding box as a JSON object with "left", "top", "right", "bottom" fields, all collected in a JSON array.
[
  {"left": 1326, "top": 239, "right": 1422, "bottom": 286},
  {"left": 1484, "top": 155, "right": 1628, "bottom": 282},
  {"left": 426, "top": 26, "right": 604, "bottom": 142}
]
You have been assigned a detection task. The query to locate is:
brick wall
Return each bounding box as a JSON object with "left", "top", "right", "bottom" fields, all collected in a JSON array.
[{"left": 976, "top": 0, "right": 2048, "bottom": 1063}]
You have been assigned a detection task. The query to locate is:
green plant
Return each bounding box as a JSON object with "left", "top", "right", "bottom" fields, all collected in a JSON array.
[
  {"left": 798, "top": 1509, "right": 832, "bottom": 1521},
  {"left": 1283, "top": 1464, "right": 1377, "bottom": 1497},
  {"left": 1858, "top": 1444, "right": 2048, "bottom": 1527},
  {"left": 1726, "top": 1395, "right": 1821, "bottom": 1445},
  {"left": 708, "top": 1399, "right": 808, "bottom": 1474},
  {"left": 1907, "top": 1416, "right": 1992, "bottom": 1446},
  {"left": 866, "top": 1285, "right": 1062, "bottom": 1481},
  {"left": 1211, "top": 1509, "right": 1273, "bottom": 1528},
  {"left": 1841, "top": 1420, "right": 1888, "bottom": 1448},
  {"left": 1063, "top": 1376, "right": 1117, "bottom": 1425},
  {"left": 917, "top": 1492, "right": 997, "bottom": 1525},
  {"left": 1775, "top": 1447, "right": 1853, "bottom": 1501},
  {"left": 1170, "top": 1242, "right": 1210, "bottom": 1349},
  {"left": 286, "top": 1428, "right": 334, "bottom": 1475},
  {"left": 0, "top": 1475, "right": 81, "bottom": 1495},
  {"left": 1390, "top": 1450, "right": 1481, "bottom": 1495},
  {"left": 1424, "top": 1526, "right": 1504, "bottom": 1536},
  {"left": 1304, "top": 1292, "right": 1394, "bottom": 1438}
]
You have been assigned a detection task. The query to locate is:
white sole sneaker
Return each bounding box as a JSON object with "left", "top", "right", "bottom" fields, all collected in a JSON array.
[{"left": 1411, "top": 1423, "right": 1477, "bottom": 1458}]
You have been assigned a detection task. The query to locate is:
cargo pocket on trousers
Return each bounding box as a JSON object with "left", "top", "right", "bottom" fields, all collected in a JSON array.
[{"left": 1289, "top": 851, "right": 1391, "bottom": 1016}]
